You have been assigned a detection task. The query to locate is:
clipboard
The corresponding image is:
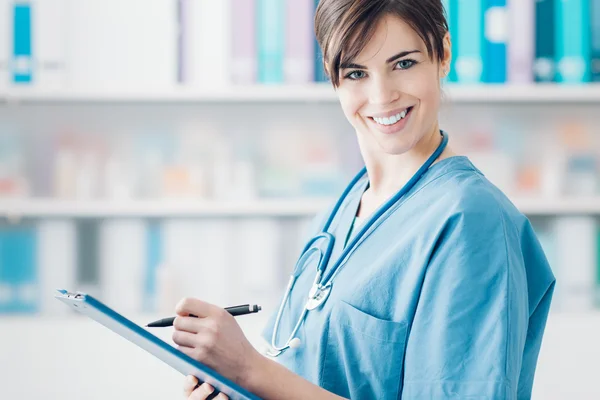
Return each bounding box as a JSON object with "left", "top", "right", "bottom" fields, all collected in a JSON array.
[{"left": 55, "top": 289, "right": 261, "bottom": 400}]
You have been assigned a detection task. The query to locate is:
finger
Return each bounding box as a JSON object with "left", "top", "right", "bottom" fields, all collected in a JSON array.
[
  {"left": 172, "top": 330, "right": 197, "bottom": 348},
  {"left": 214, "top": 393, "right": 229, "bottom": 400},
  {"left": 206, "top": 390, "right": 221, "bottom": 400},
  {"left": 183, "top": 375, "right": 199, "bottom": 397},
  {"left": 177, "top": 345, "right": 196, "bottom": 359},
  {"left": 190, "top": 382, "right": 215, "bottom": 400},
  {"left": 176, "top": 297, "right": 223, "bottom": 318},
  {"left": 173, "top": 315, "right": 203, "bottom": 333}
]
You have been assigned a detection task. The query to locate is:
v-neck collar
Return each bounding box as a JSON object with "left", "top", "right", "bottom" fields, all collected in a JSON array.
[{"left": 330, "top": 177, "right": 369, "bottom": 256}]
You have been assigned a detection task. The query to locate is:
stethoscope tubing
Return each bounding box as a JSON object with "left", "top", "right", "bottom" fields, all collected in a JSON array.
[{"left": 269, "top": 131, "right": 448, "bottom": 356}]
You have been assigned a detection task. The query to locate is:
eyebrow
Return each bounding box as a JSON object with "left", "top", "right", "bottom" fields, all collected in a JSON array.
[{"left": 340, "top": 50, "right": 421, "bottom": 69}]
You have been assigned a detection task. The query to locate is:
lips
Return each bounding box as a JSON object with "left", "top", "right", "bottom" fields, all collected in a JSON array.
[{"left": 367, "top": 106, "right": 414, "bottom": 134}]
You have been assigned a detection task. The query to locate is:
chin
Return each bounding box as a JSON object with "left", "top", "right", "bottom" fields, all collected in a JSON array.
[
  {"left": 376, "top": 142, "right": 414, "bottom": 155},
  {"left": 373, "top": 133, "right": 419, "bottom": 156}
]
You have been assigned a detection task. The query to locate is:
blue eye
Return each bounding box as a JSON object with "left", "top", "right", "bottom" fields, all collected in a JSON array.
[
  {"left": 396, "top": 59, "right": 417, "bottom": 70},
  {"left": 346, "top": 70, "right": 366, "bottom": 80}
]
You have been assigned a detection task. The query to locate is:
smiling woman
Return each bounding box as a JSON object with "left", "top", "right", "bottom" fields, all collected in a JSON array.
[
  {"left": 316, "top": 0, "right": 457, "bottom": 204},
  {"left": 176, "top": 2, "right": 556, "bottom": 400}
]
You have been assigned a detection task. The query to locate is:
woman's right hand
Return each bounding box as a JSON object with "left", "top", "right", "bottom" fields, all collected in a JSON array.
[{"left": 183, "top": 375, "right": 229, "bottom": 400}]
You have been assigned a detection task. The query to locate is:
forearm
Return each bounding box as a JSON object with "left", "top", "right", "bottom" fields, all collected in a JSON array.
[{"left": 244, "top": 353, "right": 347, "bottom": 400}]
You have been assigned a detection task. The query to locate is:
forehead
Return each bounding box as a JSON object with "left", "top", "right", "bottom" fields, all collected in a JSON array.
[{"left": 351, "top": 14, "right": 425, "bottom": 64}]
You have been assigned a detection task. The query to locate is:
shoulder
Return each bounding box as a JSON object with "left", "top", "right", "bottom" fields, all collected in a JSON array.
[{"left": 423, "top": 157, "right": 528, "bottom": 239}]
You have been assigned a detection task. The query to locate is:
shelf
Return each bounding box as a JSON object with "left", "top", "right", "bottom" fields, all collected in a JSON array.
[
  {"left": 0, "top": 198, "right": 333, "bottom": 218},
  {"left": 1, "top": 84, "right": 600, "bottom": 103},
  {"left": 0, "top": 197, "right": 599, "bottom": 219},
  {"left": 0, "top": 84, "right": 337, "bottom": 103},
  {"left": 513, "top": 197, "right": 600, "bottom": 216},
  {"left": 442, "top": 84, "right": 600, "bottom": 103}
]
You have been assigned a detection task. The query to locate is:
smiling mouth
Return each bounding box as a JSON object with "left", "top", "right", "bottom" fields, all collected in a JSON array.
[{"left": 368, "top": 106, "right": 414, "bottom": 127}]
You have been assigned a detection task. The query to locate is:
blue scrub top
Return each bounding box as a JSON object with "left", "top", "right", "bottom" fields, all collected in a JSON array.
[{"left": 261, "top": 155, "right": 556, "bottom": 400}]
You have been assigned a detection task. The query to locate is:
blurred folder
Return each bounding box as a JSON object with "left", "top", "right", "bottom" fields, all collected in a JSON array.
[
  {"left": 68, "top": 0, "right": 177, "bottom": 90},
  {"left": 507, "top": 0, "right": 534, "bottom": 83},
  {"left": 38, "top": 220, "right": 76, "bottom": 315},
  {"left": 284, "top": 0, "right": 314, "bottom": 83},
  {"left": 231, "top": 0, "right": 257, "bottom": 84}
]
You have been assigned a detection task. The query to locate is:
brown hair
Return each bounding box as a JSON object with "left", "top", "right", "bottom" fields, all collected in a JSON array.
[{"left": 314, "top": 0, "right": 448, "bottom": 87}]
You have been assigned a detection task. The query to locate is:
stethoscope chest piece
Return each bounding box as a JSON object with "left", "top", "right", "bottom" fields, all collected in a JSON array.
[{"left": 306, "top": 283, "right": 332, "bottom": 310}]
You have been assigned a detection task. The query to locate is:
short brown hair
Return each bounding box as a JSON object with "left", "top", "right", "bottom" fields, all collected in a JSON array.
[{"left": 314, "top": 0, "right": 448, "bottom": 87}]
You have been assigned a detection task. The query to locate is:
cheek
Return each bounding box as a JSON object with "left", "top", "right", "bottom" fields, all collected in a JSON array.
[
  {"left": 338, "top": 91, "right": 364, "bottom": 125},
  {"left": 406, "top": 71, "right": 440, "bottom": 105}
]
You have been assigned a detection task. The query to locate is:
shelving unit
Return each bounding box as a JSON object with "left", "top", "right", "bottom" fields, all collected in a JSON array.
[{"left": 1, "top": 83, "right": 600, "bottom": 103}]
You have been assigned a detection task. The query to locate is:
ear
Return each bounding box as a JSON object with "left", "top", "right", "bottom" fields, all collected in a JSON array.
[{"left": 439, "top": 31, "right": 453, "bottom": 78}]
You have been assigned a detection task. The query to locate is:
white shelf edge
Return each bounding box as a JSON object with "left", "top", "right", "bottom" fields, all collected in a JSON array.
[
  {"left": 514, "top": 197, "right": 600, "bottom": 215},
  {"left": 1, "top": 84, "right": 600, "bottom": 103},
  {"left": 0, "top": 199, "right": 333, "bottom": 218},
  {"left": 443, "top": 84, "right": 600, "bottom": 103},
  {"left": 0, "top": 197, "right": 599, "bottom": 218}
]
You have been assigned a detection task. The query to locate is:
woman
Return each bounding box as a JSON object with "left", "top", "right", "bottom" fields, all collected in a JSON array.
[{"left": 173, "top": 0, "right": 556, "bottom": 398}]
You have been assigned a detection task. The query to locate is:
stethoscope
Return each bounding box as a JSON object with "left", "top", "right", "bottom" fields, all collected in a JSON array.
[{"left": 267, "top": 131, "right": 449, "bottom": 357}]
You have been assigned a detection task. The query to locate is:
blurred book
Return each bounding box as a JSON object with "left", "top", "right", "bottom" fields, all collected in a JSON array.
[
  {"left": 231, "top": 0, "right": 257, "bottom": 84},
  {"left": 67, "top": 0, "right": 177, "bottom": 90},
  {"left": 258, "top": 0, "right": 284, "bottom": 83},
  {"left": 38, "top": 219, "right": 76, "bottom": 315},
  {"left": 507, "top": 0, "right": 534, "bottom": 83},
  {"left": 596, "top": 224, "right": 600, "bottom": 307},
  {"left": 230, "top": 218, "right": 282, "bottom": 311},
  {"left": 162, "top": 219, "right": 233, "bottom": 308},
  {"left": 284, "top": 0, "right": 314, "bottom": 84},
  {"left": 313, "top": 0, "right": 327, "bottom": 82},
  {"left": 32, "top": 0, "right": 69, "bottom": 88},
  {"left": 483, "top": 0, "right": 508, "bottom": 83},
  {"left": 0, "top": 0, "right": 10, "bottom": 91},
  {"left": 455, "top": 0, "right": 484, "bottom": 83},
  {"left": 182, "top": 0, "right": 231, "bottom": 88},
  {"left": 143, "top": 222, "right": 163, "bottom": 313},
  {"left": 555, "top": 0, "right": 591, "bottom": 83},
  {"left": 75, "top": 220, "right": 100, "bottom": 297},
  {"left": 531, "top": 220, "right": 558, "bottom": 307},
  {"left": 534, "top": 0, "right": 556, "bottom": 82},
  {"left": 11, "top": 1, "right": 33, "bottom": 84},
  {"left": 0, "top": 223, "right": 38, "bottom": 314},
  {"left": 592, "top": 0, "right": 600, "bottom": 82},
  {"left": 555, "top": 217, "right": 597, "bottom": 311},
  {"left": 100, "top": 219, "right": 146, "bottom": 314}
]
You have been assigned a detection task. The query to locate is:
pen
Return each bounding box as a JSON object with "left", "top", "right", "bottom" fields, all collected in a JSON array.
[{"left": 145, "top": 304, "right": 262, "bottom": 327}]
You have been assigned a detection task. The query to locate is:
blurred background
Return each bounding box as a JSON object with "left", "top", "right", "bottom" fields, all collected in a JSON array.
[{"left": 0, "top": 0, "right": 599, "bottom": 398}]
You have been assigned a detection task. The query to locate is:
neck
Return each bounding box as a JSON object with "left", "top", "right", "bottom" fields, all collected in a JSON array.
[{"left": 360, "top": 124, "right": 454, "bottom": 200}]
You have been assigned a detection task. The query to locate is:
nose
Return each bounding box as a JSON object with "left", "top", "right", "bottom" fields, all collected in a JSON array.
[{"left": 368, "top": 74, "right": 401, "bottom": 105}]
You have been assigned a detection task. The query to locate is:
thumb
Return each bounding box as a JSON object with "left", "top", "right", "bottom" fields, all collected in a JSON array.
[{"left": 176, "top": 297, "right": 221, "bottom": 318}]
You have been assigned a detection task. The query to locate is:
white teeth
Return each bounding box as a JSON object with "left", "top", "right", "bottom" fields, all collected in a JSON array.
[{"left": 372, "top": 108, "right": 410, "bottom": 126}]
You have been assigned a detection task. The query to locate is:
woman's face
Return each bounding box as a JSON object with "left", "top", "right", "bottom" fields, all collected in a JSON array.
[{"left": 336, "top": 14, "right": 446, "bottom": 156}]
